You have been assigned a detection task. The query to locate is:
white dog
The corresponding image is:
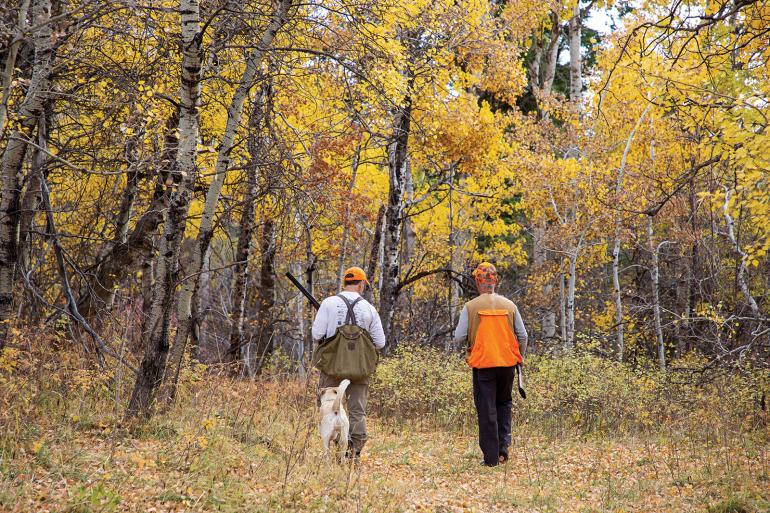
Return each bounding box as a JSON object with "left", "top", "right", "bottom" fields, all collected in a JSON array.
[{"left": 318, "top": 379, "right": 350, "bottom": 460}]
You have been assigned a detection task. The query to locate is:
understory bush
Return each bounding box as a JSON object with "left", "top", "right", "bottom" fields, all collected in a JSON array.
[{"left": 370, "top": 344, "right": 770, "bottom": 437}]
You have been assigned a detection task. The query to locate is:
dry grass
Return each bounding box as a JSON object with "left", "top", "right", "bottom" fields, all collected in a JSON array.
[{"left": 0, "top": 345, "right": 768, "bottom": 512}]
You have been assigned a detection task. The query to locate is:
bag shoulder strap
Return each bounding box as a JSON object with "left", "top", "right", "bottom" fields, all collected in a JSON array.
[{"left": 336, "top": 294, "right": 363, "bottom": 326}]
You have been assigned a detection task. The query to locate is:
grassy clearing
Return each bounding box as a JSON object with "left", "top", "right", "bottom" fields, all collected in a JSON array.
[{"left": 0, "top": 345, "right": 768, "bottom": 512}]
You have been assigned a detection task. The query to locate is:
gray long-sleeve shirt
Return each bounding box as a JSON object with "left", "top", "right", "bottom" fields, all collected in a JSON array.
[{"left": 453, "top": 294, "right": 528, "bottom": 356}]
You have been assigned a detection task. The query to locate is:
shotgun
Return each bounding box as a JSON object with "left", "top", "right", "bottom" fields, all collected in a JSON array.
[{"left": 285, "top": 272, "right": 321, "bottom": 310}]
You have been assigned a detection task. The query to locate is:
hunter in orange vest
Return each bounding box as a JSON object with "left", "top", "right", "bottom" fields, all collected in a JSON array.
[{"left": 454, "top": 262, "right": 528, "bottom": 466}]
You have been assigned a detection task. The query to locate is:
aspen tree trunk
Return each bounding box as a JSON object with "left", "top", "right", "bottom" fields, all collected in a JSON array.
[
  {"left": 722, "top": 189, "right": 761, "bottom": 318},
  {"left": 335, "top": 143, "right": 361, "bottom": 289},
  {"left": 568, "top": 3, "right": 582, "bottom": 104},
  {"left": 379, "top": 95, "right": 412, "bottom": 348},
  {"left": 0, "top": 0, "right": 31, "bottom": 143},
  {"left": 253, "top": 219, "right": 276, "bottom": 372},
  {"left": 565, "top": 252, "right": 577, "bottom": 350},
  {"left": 95, "top": 159, "right": 140, "bottom": 314},
  {"left": 166, "top": 0, "right": 292, "bottom": 390},
  {"left": 18, "top": 104, "right": 49, "bottom": 277},
  {"left": 226, "top": 170, "right": 258, "bottom": 371},
  {"left": 648, "top": 216, "right": 666, "bottom": 370},
  {"left": 612, "top": 106, "right": 650, "bottom": 360},
  {"left": 559, "top": 267, "right": 567, "bottom": 345},
  {"left": 126, "top": 0, "right": 202, "bottom": 418},
  {"left": 0, "top": 0, "right": 52, "bottom": 351},
  {"left": 447, "top": 162, "right": 457, "bottom": 351},
  {"left": 364, "top": 205, "right": 385, "bottom": 303},
  {"left": 527, "top": 12, "right": 560, "bottom": 108},
  {"left": 402, "top": 160, "right": 416, "bottom": 267},
  {"left": 685, "top": 174, "right": 699, "bottom": 351},
  {"left": 227, "top": 82, "right": 270, "bottom": 373},
  {"left": 291, "top": 259, "right": 308, "bottom": 375},
  {"left": 533, "top": 222, "right": 556, "bottom": 341},
  {"left": 541, "top": 14, "right": 561, "bottom": 97}
]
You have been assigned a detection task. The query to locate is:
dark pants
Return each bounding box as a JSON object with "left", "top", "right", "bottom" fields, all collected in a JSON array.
[{"left": 472, "top": 366, "right": 515, "bottom": 465}]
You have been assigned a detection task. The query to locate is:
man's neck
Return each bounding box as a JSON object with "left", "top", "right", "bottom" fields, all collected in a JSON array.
[{"left": 342, "top": 287, "right": 360, "bottom": 294}]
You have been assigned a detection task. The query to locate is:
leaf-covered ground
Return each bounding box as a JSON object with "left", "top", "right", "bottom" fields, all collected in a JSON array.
[{"left": 2, "top": 378, "right": 768, "bottom": 513}]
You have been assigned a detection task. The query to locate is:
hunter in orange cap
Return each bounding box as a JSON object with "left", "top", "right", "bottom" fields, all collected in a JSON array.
[
  {"left": 311, "top": 264, "right": 384, "bottom": 461},
  {"left": 343, "top": 266, "right": 370, "bottom": 286},
  {"left": 454, "top": 261, "right": 528, "bottom": 466}
]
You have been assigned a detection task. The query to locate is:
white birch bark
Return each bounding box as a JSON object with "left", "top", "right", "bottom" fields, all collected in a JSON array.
[
  {"left": 568, "top": 3, "right": 582, "bottom": 105},
  {"left": 612, "top": 106, "right": 651, "bottom": 360},
  {"left": 165, "top": 0, "right": 292, "bottom": 389},
  {"left": 648, "top": 216, "right": 666, "bottom": 370},
  {"left": 379, "top": 97, "right": 412, "bottom": 347},
  {"left": 0, "top": 0, "right": 31, "bottom": 143},
  {"left": 565, "top": 252, "right": 577, "bottom": 350},
  {"left": 722, "top": 189, "right": 761, "bottom": 318},
  {"left": 126, "top": 0, "right": 202, "bottom": 417},
  {"left": 0, "top": 0, "right": 52, "bottom": 350}
]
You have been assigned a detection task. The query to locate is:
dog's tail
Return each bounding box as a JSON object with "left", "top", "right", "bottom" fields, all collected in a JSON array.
[{"left": 333, "top": 379, "right": 350, "bottom": 414}]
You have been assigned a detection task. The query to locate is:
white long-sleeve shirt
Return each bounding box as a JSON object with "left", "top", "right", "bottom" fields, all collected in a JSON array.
[{"left": 311, "top": 291, "right": 386, "bottom": 349}]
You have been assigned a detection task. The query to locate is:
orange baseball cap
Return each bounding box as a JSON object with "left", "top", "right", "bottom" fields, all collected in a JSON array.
[{"left": 343, "top": 266, "right": 370, "bottom": 285}]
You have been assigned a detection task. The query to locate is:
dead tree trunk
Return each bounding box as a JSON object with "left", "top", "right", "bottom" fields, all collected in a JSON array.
[
  {"left": 126, "top": 0, "right": 202, "bottom": 418},
  {"left": 0, "top": 0, "right": 52, "bottom": 351}
]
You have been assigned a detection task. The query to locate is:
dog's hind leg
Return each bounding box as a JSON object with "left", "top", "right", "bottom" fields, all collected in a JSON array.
[
  {"left": 339, "top": 423, "right": 350, "bottom": 463},
  {"left": 320, "top": 422, "right": 333, "bottom": 452}
]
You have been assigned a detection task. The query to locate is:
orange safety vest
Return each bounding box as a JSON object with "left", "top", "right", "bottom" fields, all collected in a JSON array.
[{"left": 465, "top": 295, "right": 523, "bottom": 369}]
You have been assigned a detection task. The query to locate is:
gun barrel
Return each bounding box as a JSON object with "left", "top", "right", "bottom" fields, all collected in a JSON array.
[{"left": 285, "top": 272, "right": 321, "bottom": 310}]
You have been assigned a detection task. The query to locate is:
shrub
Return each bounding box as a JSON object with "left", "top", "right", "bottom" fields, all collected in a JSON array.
[
  {"left": 370, "top": 345, "right": 474, "bottom": 430},
  {"left": 369, "top": 344, "right": 770, "bottom": 437}
]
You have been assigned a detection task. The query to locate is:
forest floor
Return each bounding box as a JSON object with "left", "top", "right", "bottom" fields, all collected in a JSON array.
[{"left": 1, "top": 378, "right": 769, "bottom": 512}]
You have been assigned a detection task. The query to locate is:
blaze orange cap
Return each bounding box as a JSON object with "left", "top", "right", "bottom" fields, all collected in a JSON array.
[
  {"left": 343, "top": 266, "right": 369, "bottom": 285},
  {"left": 472, "top": 262, "right": 498, "bottom": 286},
  {"left": 472, "top": 262, "right": 497, "bottom": 277}
]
